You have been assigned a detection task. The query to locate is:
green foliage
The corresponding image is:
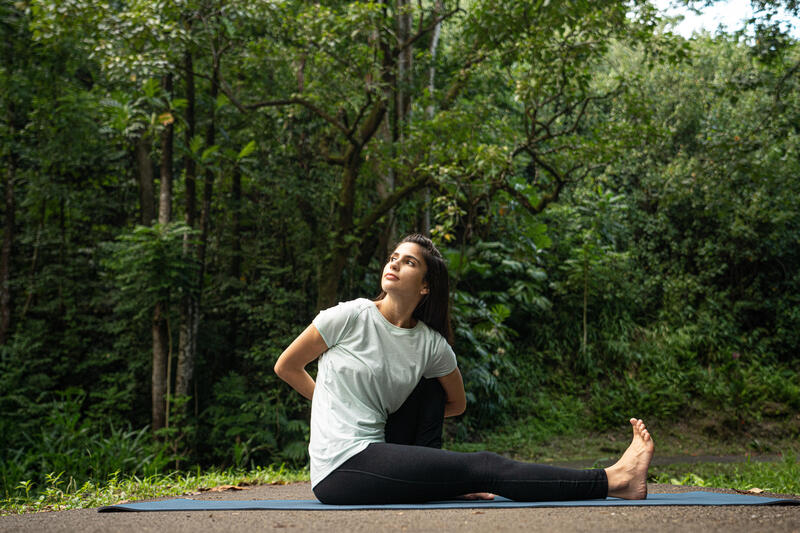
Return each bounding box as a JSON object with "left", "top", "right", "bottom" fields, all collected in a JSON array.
[
  {"left": 446, "top": 240, "right": 551, "bottom": 431},
  {"left": 448, "top": 393, "right": 587, "bottom": 456},
  {"left": 0, "top": 390, "right": 170, "bottom": 499},
  {"left": 651, "top": 454, "right": 800, "bottom": 495},
  {"left": 103, "top": 223, "right": 199, "bottom": 319},
  {"left": 201, "top": 373, "right": 309, "bottom": 469},
  {"left": 0, "top": 465, "right": 308, "bottom": 514}
]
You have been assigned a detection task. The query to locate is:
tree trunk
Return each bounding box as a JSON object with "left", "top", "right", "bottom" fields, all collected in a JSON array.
[
  {"left": 177, "top": 58, "right": 218, "bottom": 400},
  {"left": 153, "top": 73, "right": 174, "bottom": 431},
  {"left": 396, "top": 0, "right": 413, "bottom": 125},
  {"left": 183, "top": 52, "right": 197, "bottom": 231},
  {"left": 152, "top": 301, "right": 168, "bottom": 432},
  {"left": 0, "top": 157, "right": 15, "bottom": 344},
  {"left": 226, "top": 166, "right": 242, "bottom": 365},
  {"left": 230, "top": 166, "right": 242, "bottom": 281},
  {"left": 422, "top": 0, "right": 444, "bottom": 235},
  {"left": 317, "top": 239, "right": 350, "bottom": 310},
  {"left": 372, "top": 2, "right": 414, "bottom": 263},
  {"left": 136, "top": 135, "right": 156, "bottom": 226},
  {"left": 21, "top": 200, "right": 44, "bottom": 320},
  {"left": 177, "top": 50, "right": 197, "bottom": 403},
  {"left": 317, "top": 155, "right": 360, "bottom": 310},
  {"left": 158, "top": 74, "right": 174, "bottom": 225},
  {"left": 582, "top": 248, "right": 588, "bottom": 358},
  {"left": 376, "top": 112, "right": 396, "bottom": 262},
  {"left": 58, "top": 197, "right": 65, "bottom": 315},
  {"left": 197, "top": 65, "right": 217, "bottom": 298}
]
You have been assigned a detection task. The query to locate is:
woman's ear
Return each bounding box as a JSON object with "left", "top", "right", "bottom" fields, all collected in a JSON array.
[{"left": 420, "top": 283, "right": 429, "bottom": 295}]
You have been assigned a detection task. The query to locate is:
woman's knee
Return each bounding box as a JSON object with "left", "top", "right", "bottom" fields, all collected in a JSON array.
[
  {"left": 312, "top": 484, "right": 332, "bottom": 504},
  {"left": 313, "top": 476, "right": 346, "bottom": 504},
  {"left": 466, "top": 450, "right": 507, "bottom": 478}
]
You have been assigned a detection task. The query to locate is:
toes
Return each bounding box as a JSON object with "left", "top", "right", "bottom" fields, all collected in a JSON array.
[{"left": 629, "top": 419, "right": 650, "bottom": 439}]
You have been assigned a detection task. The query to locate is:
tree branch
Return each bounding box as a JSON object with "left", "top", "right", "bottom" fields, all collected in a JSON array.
[
  {"left": 531, "top": 85, "right": 622, "bottom": 144},
  {"left": 356, "top": 173, "right": 431, "bottom": 233},
  {"left": 500, "top": 181, "right": 554, "bottom": 215},
  {"left": 530, "top": 151, "right": 564, "bottom": 184},
  {"left": 440, "top": 51, "right": 489, "bottom": 110},
  {"left": 776, "top": 58, "right": 800, "bottom": 101},
  {"left": 216, "top": 71, "right": 360, "bottom": 147},
  {"left": 318, "top": 140, "right": 346, "bottom": 166},
  {"left": 355, "top": 97, "right": 387, "bottom": 149},
  {"left": 499, "top": 159, "right": 600, "bottom": 216},
  {"left": 394, "top": 7, "right": 461, "bottom": 56},
  {"left": 347, "top": 91, "right": 374, "bottom": 140}
]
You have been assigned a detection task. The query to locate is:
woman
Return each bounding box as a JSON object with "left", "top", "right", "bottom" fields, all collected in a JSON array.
[{"left": 274, "top": 234, "right": 654, "bottom": 504}]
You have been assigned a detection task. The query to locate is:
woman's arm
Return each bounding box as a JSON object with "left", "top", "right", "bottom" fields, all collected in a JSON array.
[
  {"left": 274, "top": 324, "right": 329, "bottom": 400},
  {"left": 437, "top": 368, "right": 467, "bottom": 417}
]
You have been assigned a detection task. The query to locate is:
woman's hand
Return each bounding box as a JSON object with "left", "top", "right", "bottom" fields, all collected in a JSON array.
[
  {"left": 458, "top": 492, "right": 496, "bottom": 500},
  {"left": 274, "top": 324, "right": 329, "bottom": 400}
]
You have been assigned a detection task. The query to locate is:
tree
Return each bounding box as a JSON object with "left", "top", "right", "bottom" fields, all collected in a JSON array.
[
  {"left": 0, "top": 3, "right": 24, "bottom": 345},
  {"left": 215, "top": 0, "right": 659, "bottom": 309}
]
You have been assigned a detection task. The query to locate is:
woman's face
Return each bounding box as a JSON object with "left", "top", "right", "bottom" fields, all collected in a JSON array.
[{"left": 381, "top": 242, "right": 429, "bottom": 298}]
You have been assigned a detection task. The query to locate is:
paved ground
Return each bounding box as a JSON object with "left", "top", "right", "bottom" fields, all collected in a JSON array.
[{"left": 1, "top": 482, "right": 798, "bottom": 533}]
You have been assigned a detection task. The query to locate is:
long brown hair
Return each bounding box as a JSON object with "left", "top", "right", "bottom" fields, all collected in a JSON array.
[{"left": 375, "top": 234, "right": 454, "bottom": 345}]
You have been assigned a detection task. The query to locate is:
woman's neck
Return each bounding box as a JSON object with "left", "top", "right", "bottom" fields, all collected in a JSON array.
[{"left": 375, "top": 295, "right": 418, "bottom": 328}]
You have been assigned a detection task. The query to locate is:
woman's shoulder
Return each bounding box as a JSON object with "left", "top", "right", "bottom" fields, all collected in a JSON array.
[
  {"left": 319, "top": 298, "right": 374, "bottom": 317},
  {"left": 415, "top": 318, "right": 449, "bottom": 344},
  {"left": 313, "top": 299, "right": 374, "bottom": 345}
]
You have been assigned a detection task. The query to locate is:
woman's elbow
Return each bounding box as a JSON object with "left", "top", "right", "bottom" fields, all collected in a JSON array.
[
  {"left": 445, "top": 400, "right": 466, "bottom": 417},
  {"left": 273, "top": 358, "right": 288, "bottom": 380}
]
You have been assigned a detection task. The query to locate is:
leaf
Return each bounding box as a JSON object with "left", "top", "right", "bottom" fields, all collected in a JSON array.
[
  {"left": 142, "top": 78, "right": 160, "bottom": 99},
  {"left": 490, "top": 303, "right": 511, "bottom": 322},
  {"left": 216, "top": 93, "right": 230, "bottom": 110},
  {"left": 222, "top": 18, "right": 235, "bottom": 38},
  {"left": 237, "top": 140, "right": 256, "bottom": 160},
  {"left": 201, "top": 145, "right": 220, "bottom": 162},
  {"left": 199, "top": 484, "right": 247, "bottom": 492},
  {"left": 157, "top": 112, "right": 173, "bottom": 126},
  {"left": 189, "top": 134, "right": 204, "bottom": 154}
]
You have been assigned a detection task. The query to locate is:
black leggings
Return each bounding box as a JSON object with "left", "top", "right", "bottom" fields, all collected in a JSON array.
[{"left": 313, "top": 379, "right": 608, "bottom": 504}]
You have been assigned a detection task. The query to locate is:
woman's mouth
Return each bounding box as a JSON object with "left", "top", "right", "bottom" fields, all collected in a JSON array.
[{"left": 384, "top": 273, "right": 399, "bottom": 281}]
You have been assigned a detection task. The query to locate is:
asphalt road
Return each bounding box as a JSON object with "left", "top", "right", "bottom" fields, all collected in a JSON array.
[{"left": 1, "top": 482, "right": 798, "bottom": 533}]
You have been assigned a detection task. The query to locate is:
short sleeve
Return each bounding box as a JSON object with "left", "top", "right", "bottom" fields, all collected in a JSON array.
[
  {"left": 423, "top": 338, "right": 457, "bottom": 378},
  {"left": 312, "top": 300, "right": 358, "bottom": 349}
]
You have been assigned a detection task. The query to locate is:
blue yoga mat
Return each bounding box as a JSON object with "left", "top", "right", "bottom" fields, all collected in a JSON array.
[{"left": 98, "top": 491, "right": 799, "bottom": 512}]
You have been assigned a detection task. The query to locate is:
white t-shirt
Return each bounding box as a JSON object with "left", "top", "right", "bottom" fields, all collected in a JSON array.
[{"left": 308, "top": 298, "right": 458, "bottom": 487}]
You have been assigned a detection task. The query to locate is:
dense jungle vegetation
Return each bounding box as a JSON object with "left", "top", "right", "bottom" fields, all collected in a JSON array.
[{"left": 1, "top": 0, "right": 799, "bottom": 501}]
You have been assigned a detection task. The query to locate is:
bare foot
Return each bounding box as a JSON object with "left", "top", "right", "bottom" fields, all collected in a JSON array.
[
  {"left": 604, "top": 418, "right": 654, "bottom": 500},
  {"left": 458, "top": 492, "right": 496, "bottom": 500}
]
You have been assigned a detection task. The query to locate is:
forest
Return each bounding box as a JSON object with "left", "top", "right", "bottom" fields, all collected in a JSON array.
[{"left": 1, "top": 0, "right": 799, "bottom": 502}]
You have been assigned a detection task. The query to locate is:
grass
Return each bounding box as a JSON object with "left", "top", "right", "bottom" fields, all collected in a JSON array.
[
  {"left": 650, "top": 454, "right": 800, "bottom": 495},
  {"left": 447, "top": 412, "right": 800, "bottom": 464},
  {"left": 447, "top": 414, "right": 800, "bottom": 496},
  {"left": 4, "top": 457, "right": 797, "bottom": 515},
  {"left": 0, "top": 465, "right": 309, "bottom": 515}
]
